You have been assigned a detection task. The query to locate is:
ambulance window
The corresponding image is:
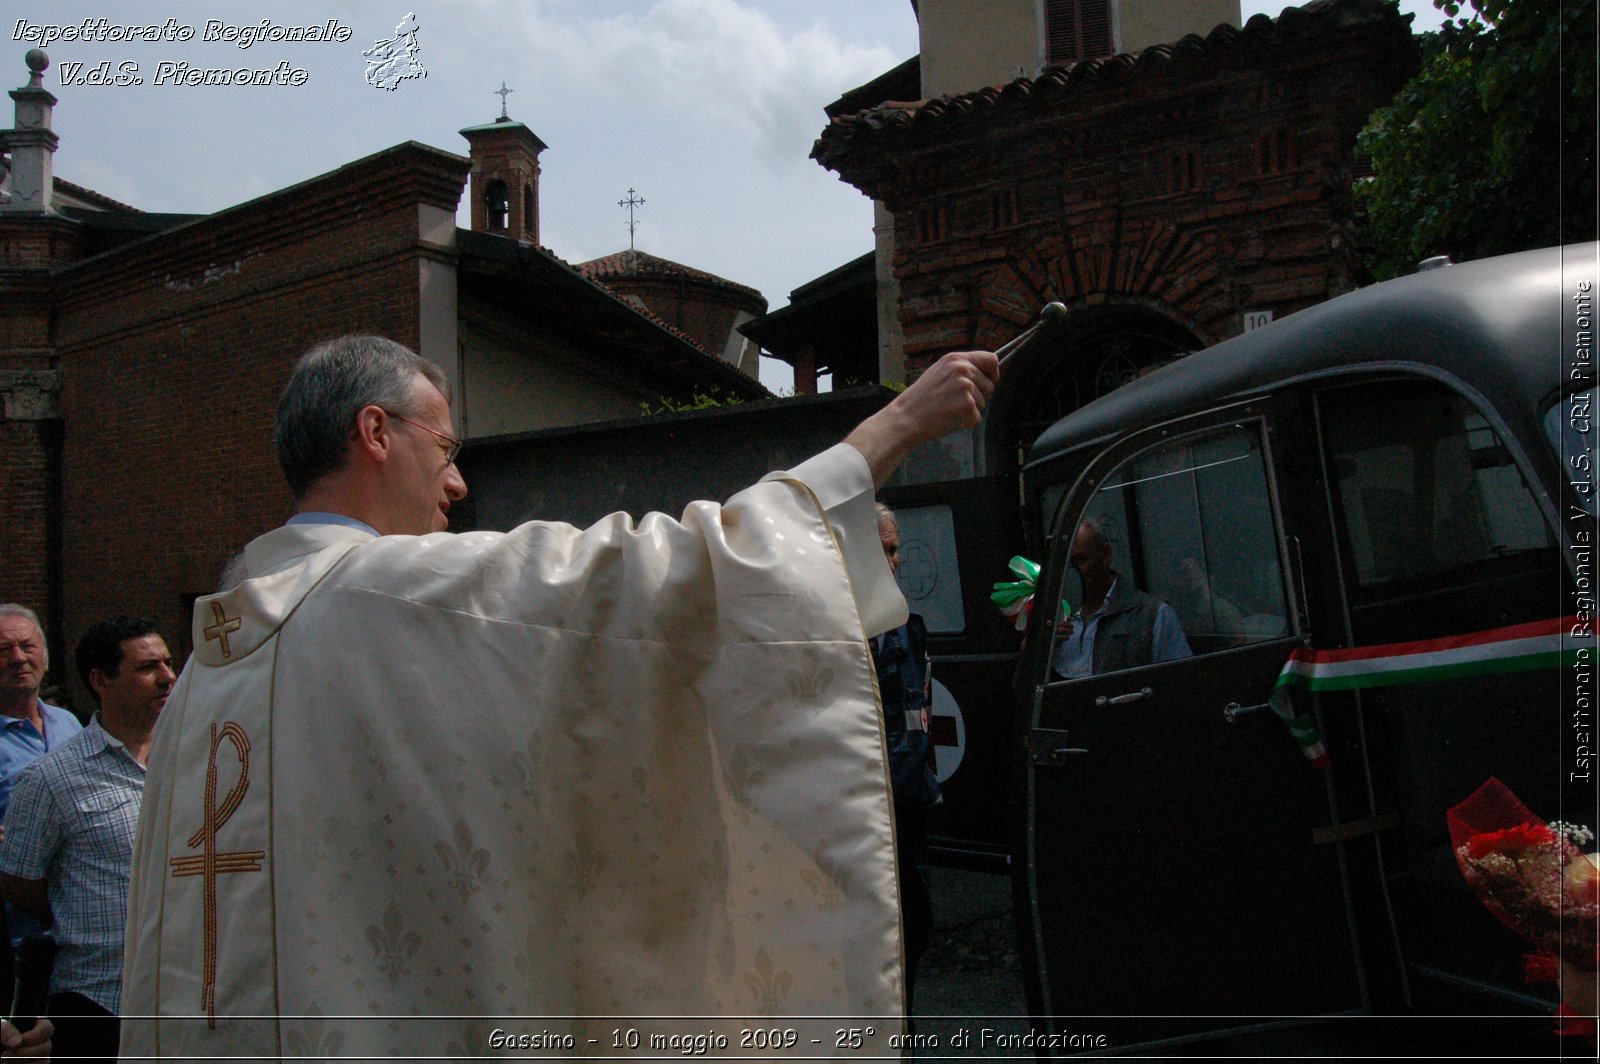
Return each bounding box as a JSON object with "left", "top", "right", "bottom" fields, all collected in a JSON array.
[
  {"left": 1544, "top": 387, "right": 1596, "bottom": 516},
  {"left": 1322, "top": 382, "right": 1554, "bottom": 588},
  {"left": 887, "top": 503, "right": 965, "bottom": 635},
  {"left": 1053, "top": 422, "right": 1291, "bottom": 678}
]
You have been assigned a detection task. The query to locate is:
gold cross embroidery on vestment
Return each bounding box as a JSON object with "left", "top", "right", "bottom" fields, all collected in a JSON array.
[
  {"left": 169, "top": 721, "right": 265, "bottom": 1029},
  {"left": 203, "top": 602, "right": 241, "bottom": 660}
]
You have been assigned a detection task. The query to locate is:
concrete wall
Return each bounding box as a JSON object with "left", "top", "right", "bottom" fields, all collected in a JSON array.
[
  {"left": 918, "top": 0, "right": 1243, "bottom": 99},
  {"left": 1119, "top": 0, "right": 1240, "bottom": 52},
  {"left": 919, "top": 0, "right": 1042, "bottom": 97},
  {"left": 457, "top": 390, "right": 889, "bottom": 534},
  {"left": 458, "top": 301, "right": 645, "bottom": 438}
]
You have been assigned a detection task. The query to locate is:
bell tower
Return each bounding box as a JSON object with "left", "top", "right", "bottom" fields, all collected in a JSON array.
[{"left": 459, "top": 86, "right": 546, "bottom": 244}]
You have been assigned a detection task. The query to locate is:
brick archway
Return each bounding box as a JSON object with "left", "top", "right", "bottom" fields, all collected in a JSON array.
[{"left": 983, "top": 302, "right": 1202, "bottom": 473}]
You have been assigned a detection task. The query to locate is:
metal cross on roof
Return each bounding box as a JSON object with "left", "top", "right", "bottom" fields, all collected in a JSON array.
[
  {"left": 495, "top": 81, "right": 513, "bottom": 119},
  {"left": 618, "top": 187, "right": 645, "bottom": 251}
]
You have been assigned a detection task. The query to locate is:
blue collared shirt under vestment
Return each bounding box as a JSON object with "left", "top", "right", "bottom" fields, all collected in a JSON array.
[{"left": 286, "top": 512, "right": 379, "bottom": 535}]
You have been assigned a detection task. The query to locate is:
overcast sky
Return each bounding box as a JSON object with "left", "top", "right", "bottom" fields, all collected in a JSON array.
[{"left": 10, "top": 1, "right": 1448, "bottom": 390}]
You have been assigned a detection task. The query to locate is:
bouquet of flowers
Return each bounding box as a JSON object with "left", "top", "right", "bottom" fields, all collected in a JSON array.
[{"left": 1448, "top": 777, "right": 1599, "bottom": 1037}]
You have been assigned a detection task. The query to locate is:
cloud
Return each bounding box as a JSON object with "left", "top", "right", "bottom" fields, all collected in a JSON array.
[{"left": 503, "top": 0, "right": 899, "bottom": 169}]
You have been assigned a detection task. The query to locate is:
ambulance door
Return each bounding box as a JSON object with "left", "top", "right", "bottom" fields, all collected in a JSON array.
[
  {"left": 1306, "top": 377, "right": 1570, "bottom": 1011},
  {"left": 1022, "top": 402, "right": 1365, "bottom": 1041}
]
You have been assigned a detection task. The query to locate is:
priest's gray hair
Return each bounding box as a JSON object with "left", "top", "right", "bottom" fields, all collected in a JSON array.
[
  {"left": 0, "top": 603, "right": 47, "bottom": 669},
  {"left": 276, "top": 335, "right": 452, "bottom": 499}
]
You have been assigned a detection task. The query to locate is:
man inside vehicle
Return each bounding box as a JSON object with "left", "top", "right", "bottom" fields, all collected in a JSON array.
[{"left": 1053, "top": 517, "right": 1191, "bottom": 677}]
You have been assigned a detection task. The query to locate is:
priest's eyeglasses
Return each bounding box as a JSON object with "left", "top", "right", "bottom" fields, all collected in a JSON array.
[{"left": 384, "top": 410, "right": 463, "bottom": 466}]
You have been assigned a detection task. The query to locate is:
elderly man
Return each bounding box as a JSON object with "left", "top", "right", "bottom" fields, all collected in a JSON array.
[
  {"left": 1053, "top": 517, "right": 1191, "bottom": 678},
  {"left": 1, "top": 617, "right": 173, "bottom": 1064},
  {"left": 0, "top": 606, "right": 81, "bottom": 825},
  {"left": 0, "top": 605, "right": 82, "bottom": 965},
  {"left": 123, "top": 335, "right": 998, "bottom": 1056}
]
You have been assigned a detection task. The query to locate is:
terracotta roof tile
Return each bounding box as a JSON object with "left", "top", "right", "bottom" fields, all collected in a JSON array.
[
  {"left": 577, "top": 248, "right": 765, "bottom": 304},
  {"left": 812, "top": 0, "right": 1407, "bottom": 168}
]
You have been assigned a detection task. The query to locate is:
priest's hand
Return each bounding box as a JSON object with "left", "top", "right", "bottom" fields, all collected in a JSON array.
[
  {"left": 843, "top": 350, "right": 1000, "bottom": 486},
  {"left": 0, "top": 1016, "right": 52, "bottom": 1059}
]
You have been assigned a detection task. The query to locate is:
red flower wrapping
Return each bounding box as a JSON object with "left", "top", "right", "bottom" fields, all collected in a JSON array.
[
  {"left": 1448, "top": 779, "right": 1600, "bottom": 972},
  {"left": 1449, "top": 779, "right": 1599, "bottom": 1042},
  {"left": 1465, "top": 822, "right": 1556, "bottom": 859}
]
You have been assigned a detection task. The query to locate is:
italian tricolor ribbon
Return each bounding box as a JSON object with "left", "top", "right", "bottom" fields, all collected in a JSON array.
[
  {"left": 1270, "top": 617, "right": 1582, "bottom": 769},
  {"left": 991, "top": 556, "right": 1043, "bottom": 632}
]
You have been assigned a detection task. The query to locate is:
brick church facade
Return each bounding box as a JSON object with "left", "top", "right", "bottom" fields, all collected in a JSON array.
[{"left": 807, "top": 0, "right": 1417, "bottom": 470}]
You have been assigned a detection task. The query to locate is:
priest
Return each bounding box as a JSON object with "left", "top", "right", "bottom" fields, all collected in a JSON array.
[{"left": 121, "top": 335, "right": 998, "bottom": 1058}]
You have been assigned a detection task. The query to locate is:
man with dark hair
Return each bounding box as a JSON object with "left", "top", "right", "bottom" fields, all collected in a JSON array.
[
  {"left": 0, "top": 616, "right": 174, "bottom": 1064},
  {"left": 123, "top": 334, "right": 999, "bottom": 1056}
]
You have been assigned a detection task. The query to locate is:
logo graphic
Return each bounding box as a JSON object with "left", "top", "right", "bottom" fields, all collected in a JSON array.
[{"left": 363, "top": 12, "right": 425, "bottom": 91}]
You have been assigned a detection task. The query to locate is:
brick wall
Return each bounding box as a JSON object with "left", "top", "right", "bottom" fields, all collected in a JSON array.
[
  {"left": 44, "top": 143, "right": 467, "bottom": 681},
  {"left": 814, "top": 0, "right": 1417, "bottom": 398},
  {"left": 0, "top": 419, "right": 50, "bottom": 616}
]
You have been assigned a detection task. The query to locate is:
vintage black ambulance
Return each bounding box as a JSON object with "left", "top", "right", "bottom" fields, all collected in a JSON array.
[{"left": 899, "top": 243, "right": 1596, "bottom": 1048}]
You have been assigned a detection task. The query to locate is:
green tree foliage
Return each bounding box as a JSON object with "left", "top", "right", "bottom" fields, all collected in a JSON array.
[{"left": 1356, "top": 0, "right": 1596, "bottom": 279}]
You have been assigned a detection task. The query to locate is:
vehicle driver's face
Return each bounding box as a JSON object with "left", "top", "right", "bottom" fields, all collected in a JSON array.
[
  {"left": 880, "top": 522, "right": 900, "bottom": 575},
  {"left": 1070, "top": 525, "right": 1111, "bottom": 583}
]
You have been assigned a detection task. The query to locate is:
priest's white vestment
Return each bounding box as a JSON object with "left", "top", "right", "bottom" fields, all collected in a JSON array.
[{"left": 122, "top": 445, "right": 908, "bottom": 1059}]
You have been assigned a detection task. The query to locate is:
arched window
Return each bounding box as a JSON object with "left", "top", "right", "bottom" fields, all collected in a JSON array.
[
  {"left": 486, "top": 180, "right": 508, "bottom": 230},
  {"left": 522, "top": 185, "right": 535, "bottom": 233}
]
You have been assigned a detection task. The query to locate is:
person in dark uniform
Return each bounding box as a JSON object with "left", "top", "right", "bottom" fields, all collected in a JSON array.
[{"left": 870, "top": 505, "right": 941, "bottom": 1005}]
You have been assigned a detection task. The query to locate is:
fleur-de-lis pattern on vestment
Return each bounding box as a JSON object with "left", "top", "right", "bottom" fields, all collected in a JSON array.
[
  {"left": 744, "top": 947, "right": 793, "bottom": 1015},
  {"left": 365, "top": 900, "right": 421, "bottom": 984},
  {"left": 784, "top": 655, "right": 835, "bottom": 707},
  {"left": 283, "top": 1003, "right": 345, "bottom": 1059},
  {"left": 435, "top": 818, "right": 491, "bottom": 901}
]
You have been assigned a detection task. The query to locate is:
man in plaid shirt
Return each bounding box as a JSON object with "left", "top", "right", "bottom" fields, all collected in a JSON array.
[{"left": 0, "top": 616, "right": 174, "bottom": 1063}]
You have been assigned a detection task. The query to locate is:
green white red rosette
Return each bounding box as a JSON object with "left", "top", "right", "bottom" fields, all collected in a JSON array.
[{"left": 991, "top": 556, "right": 1056, "bottom": 631}]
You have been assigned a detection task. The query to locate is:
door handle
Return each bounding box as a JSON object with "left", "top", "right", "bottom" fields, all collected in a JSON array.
[
  {"left": 1222, "top": 701, "right": 1274, "bottom": 723},
  {"left": 1094, "top": 687, "right": 1153, "bottom": 707},
  {"left": 1029, "top": 729, "right": 1089, "bottom": 765}
]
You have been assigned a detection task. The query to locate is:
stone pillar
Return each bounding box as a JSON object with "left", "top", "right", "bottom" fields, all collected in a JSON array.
[
  {"left": 794, "top": 344, "right": 818, "bottom": 396},
  {"left": 1, "top": 51, "right": 59, "bottom": 214},
  {"left": 873, "top": 200, "right": 905, "bottom": 385}
]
